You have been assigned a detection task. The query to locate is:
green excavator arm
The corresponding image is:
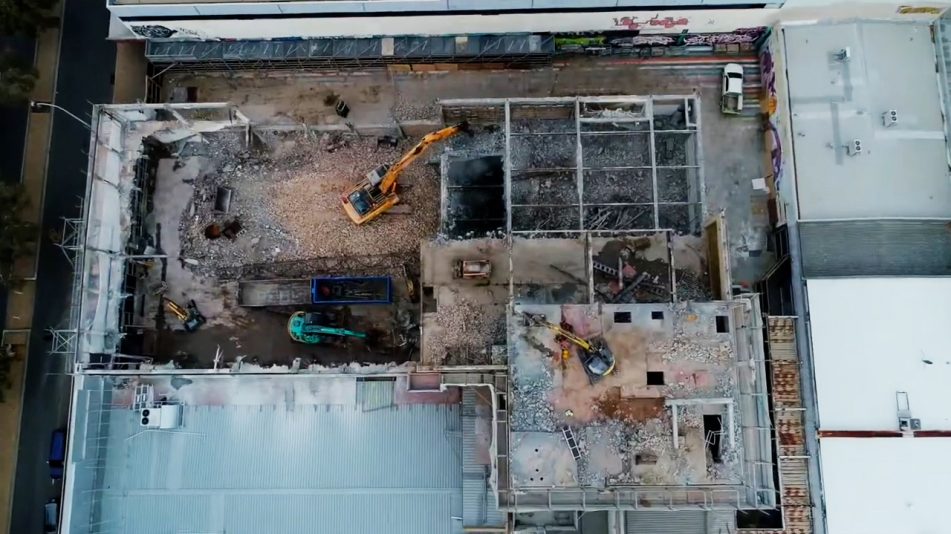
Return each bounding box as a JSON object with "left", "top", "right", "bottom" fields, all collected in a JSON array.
[{"left": 287, "top": 311, "right": 368, "bottom": 345}]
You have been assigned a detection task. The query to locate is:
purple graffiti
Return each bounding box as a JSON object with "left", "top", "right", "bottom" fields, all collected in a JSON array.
[
  {"left": 684, "top": 33, "right": 758, "bottom": 45},
  {"left": 761, "top": 47, "right": 777, "bottom": 95},
  {"left": 760, "top": 46, "right": 782, "bottom": 187},
  {"left": 629, "top": 35, "right": 676, "bottom": 46}
]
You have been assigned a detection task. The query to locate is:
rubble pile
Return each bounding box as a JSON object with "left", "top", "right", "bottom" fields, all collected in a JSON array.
[
  {"left": 427, "top": 295, "right": 506, "bottom": 366},
  {"left": 652, "top": 337, "right": 733, "bottom": 364},
  {"left": 510, "top": 380, "right": 557, "bottom": 432},
  {"left": 674, "top": 268, "right": 713, "bottom": 301},
  {"left": 179, "top": 134, "right": 440, "bottom": 275},
  {"left": 391, "top": 99, "right": 440, "bottom": 121},
  {"left": 270, "top": 137, "right": 440, "bottom": 257}
]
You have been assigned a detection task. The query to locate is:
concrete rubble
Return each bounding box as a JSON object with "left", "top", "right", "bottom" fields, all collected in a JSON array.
[{"left": 178, "top": 132, "right": 440, "bottom": 277}]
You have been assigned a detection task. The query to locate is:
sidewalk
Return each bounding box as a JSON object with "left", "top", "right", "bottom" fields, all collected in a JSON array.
[{"left": 0, "top": 8, "right": 62, "bottom": 531}]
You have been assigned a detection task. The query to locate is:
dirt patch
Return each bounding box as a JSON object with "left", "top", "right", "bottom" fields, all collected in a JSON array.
[
  {"left": 548, "top": 311, "right": 654, "bottom": 424},
  {"left": 597, "top": 389, "right": 665, "bottom": 423}
]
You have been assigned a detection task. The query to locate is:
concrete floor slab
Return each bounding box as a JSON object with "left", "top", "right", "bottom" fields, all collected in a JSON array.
[{"left": 511, "top": 432, "right": 578, "bottom": 488}]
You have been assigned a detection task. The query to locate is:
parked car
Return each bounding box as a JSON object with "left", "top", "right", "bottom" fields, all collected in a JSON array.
[
  {"left": 47, "top": 428, "right": 66, "bottom": 480},
  {"left": 721, "top": 63, "right": 745, "bottom": 115},
  {"left": 43, "top": 498, "right": 58, "bottom": 533}
]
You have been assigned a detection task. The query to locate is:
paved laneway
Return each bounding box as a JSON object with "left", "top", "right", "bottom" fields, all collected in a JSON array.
[{"left": 7, "top": 0, "right": 115, "bottom": 530}]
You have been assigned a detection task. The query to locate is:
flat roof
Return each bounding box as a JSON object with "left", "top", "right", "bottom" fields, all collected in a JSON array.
[
  {"left": 807, "top": 277, "right": 951, "bottom": 431},
  {"left": 820, "top": 437, "right": 951, "bottom": 534},
  {"left": 64, "top": 375, "right": 468, "bottom": 534},
  {"left": 784, "top": 22, "right": 951, "bottom": 220}
]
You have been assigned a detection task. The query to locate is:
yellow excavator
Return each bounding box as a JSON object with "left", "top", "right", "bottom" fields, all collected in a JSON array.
[
  {"left": 341, "top": 122, "right": 469, "bottom": 225},
  {"left": 523, "top": 312, "right": 616, "bottom": 382}
]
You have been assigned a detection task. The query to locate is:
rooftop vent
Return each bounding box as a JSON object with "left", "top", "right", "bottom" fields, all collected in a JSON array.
[
  {"left": 846, "top": 138, "right": 863, "bottom": 156},
  {"left": 834, "top": 47, "right": 852, "bottom": 62},
  {"left": 882, "top": 109, "right": 899, "bottom": 127}
]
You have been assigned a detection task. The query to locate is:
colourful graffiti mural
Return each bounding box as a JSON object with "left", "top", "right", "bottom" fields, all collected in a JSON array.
[
  {"left": 897, "top": 5, "right": 942, "bottom": 14},
  {"left": 613, "top": 14, "right": 690, "bottom": 31},
  {"left": 760, "top": 45, "right": 783, "bottom": 189},
  {"left": 555, "top": 26, "right": 767, "bottom": 51}
]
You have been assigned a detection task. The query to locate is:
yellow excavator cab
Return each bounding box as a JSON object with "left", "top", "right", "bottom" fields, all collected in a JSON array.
[{"left": 342, "top": 122, "right": 469, "bottom": 225}]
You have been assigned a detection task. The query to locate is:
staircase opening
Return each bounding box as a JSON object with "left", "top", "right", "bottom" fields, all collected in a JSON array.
[{"left": 703, "top": 414, "right": 723, "bottom": 464}]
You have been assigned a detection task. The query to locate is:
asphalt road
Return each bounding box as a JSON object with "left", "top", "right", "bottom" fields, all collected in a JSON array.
[{"left": 8, "top": 0, "right": 115, "bottom": 530}]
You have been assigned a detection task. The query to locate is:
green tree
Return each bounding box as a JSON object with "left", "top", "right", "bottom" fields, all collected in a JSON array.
[
  {"left": 0, "top": 0, "right": 58, "bottom": 36},
  {"left": 0, "top": 183, "right": 37, "bottom": 289},
  {"left": 0, "top": 53, "right": 37, "bottom": 104}
]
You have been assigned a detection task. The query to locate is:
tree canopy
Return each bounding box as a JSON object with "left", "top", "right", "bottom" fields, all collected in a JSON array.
[
  {"left": 0, "top": 52, "right": 37, "bottom": 103},
  {"left": 0, "top": 0, "right": 57, "bottom": 36},
  {"left": 0, "top": 183, "right": 37, "bottom": 288}
]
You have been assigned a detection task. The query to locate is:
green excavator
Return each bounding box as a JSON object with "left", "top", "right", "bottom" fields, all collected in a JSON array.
[{"left": 287, "top": 311, "right": 367, "bottom": 345}]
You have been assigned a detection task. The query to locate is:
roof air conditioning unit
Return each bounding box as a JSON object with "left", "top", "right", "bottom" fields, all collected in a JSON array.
[
  {"left": 835, "top": 47, "right": 852, "bottom": 62},
  {"left": 882, "top": 109, "right": 899, "bottom": 127},
  {"left": 138, "top": 405, "right": 183, "bottom": 429},
  {"left": 139, "top": 408, "right": 160, "bottom": 428},
  {"left": 846, "top": 138, "right": 863, "bottom": 156}
]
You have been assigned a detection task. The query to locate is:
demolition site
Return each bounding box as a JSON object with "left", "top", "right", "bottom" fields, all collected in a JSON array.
[{"left": 55, "top": 61, "right": 783, "bottom": 533}]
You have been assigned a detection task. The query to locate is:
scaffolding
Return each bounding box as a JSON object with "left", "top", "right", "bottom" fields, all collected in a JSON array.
[
  {"left": 145, "top": 35, "right": 556, "bottom": 74},
  {"left": 440, "top": 95, "right": 705, "bottom": 236},
  {"left": 65, "top": 103, "right": 251, "bottom": 372}
]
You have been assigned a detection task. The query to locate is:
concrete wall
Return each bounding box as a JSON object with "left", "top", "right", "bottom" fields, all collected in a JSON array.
[
  {"left": 115, "top": 3, "right": 947, "bottom": 41},
  {"left": 109, "top": 0, "right": 764, "bottom": 19},
  {"left": 119, "top": 8, "right": 779, "bottom": 40}
]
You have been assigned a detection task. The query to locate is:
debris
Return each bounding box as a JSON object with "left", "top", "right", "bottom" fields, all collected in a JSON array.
[
  {"left": 204, "top": 223, "right": 221, "bottom": 239},
  {"left": 377, "top": 135, "right": 399, "bottom": 148},
  {"left": 221, "top": 219, "right": 242, "bottom": 240},
  {"left": 177, "top": 135, "right": 439, "bottom": 277},
  {"left": 214, "top": 185, "right": 233, "bottom": 213},
  {"left": 426, "top": 292, "right": 505, "bottom": 366}
]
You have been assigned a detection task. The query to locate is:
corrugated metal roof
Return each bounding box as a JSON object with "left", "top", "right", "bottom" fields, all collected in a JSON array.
[
  {"left": 462, "top": 389, "right": 505, "bottom": 528},
  {"left": 624, "top": 510, "right": 706, "bottom": 534},
  {"left": 89, "top": 397, "right": 463, "bottom": 534},
  {"left": 799, "top": 220, "right": 951, "bottom": 277}
]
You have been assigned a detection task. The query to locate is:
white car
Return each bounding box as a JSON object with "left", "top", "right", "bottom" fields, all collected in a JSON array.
[{"left": 721, "top": 63, "right": 745, "bottom": 115}]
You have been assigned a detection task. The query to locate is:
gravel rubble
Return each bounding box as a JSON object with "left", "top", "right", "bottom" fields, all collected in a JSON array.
[{"left": 179, "top": 133, "right": 440, "bottom": 276}]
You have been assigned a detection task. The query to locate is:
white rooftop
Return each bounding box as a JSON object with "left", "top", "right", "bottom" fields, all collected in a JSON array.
[
  {"left": 806, "top": 277, "right": 951, "bottom": 431},
  {"left": 820, "top": 437, "right": 951, "bottom": 534},
  {"left": 784, "top": 22, "right": 951, "bottom": 220}
]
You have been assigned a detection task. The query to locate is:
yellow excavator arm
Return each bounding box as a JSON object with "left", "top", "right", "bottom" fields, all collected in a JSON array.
[
  {"left": 523, "top": 313, "right": 593, "bottom": 352},
  {"left": 543, "top": 323, "right": 593, "bottom": 352},
  {"left": 341, "top": 122, "right": 469, "bottom": 225},
  {"left": 377, "top": 123, "right": 468, "bottom": 194}
]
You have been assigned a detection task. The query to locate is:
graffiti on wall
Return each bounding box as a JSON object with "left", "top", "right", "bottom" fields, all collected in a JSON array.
[
  {"left": 613, "top": 14, "right": 690, "bottom": 31},
  {"left": 897, "top": 5, "right": 943, "bottom": 14},
  {"left": 131, "top": 25, "right": 177, "bottom": 39},
  {"left": 555, "top": 26, "right": 767, "bottom": 52},
  {"left": 760, "top": 45, "right": 783, "bottom": 189},
  {"left": 684, "top": 27, "right": 765, "bottom": 46}
]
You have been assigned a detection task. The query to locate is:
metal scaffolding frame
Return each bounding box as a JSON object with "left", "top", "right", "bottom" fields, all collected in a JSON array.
[
  {"left": 440, "top": 95, "right": 705, "bottom": 236},
  {"left": 145, "top": 34, "right": 556, "bottom": 75},
  {"left": 66, "top": 104, "right": 251, "bottom": 372},
  {"left": 56, "top": 217, "right": 85, "bottom": 265}
]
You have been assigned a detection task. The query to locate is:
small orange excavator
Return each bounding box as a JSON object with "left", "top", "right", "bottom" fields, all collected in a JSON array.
[{"left": 341, "top": 122, "right": 469, "bottom": 225}]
